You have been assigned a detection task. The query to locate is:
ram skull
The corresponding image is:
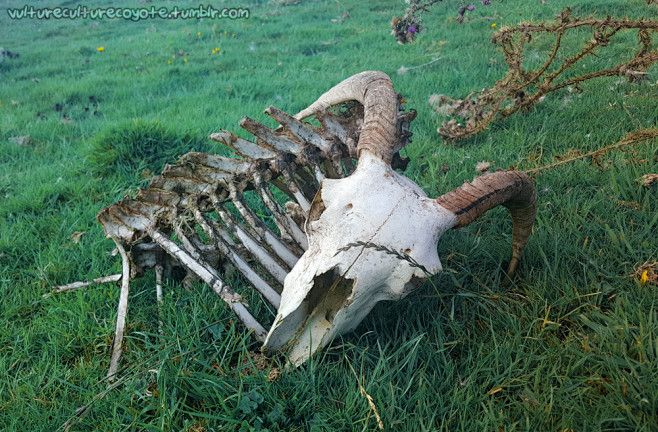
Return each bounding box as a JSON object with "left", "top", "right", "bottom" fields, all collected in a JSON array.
[
  {"left": 262, "top": 71, "right": 536, "bottom": 364},
  {"left": 75, "top": 71, "right": 536, "bottom": 374}
]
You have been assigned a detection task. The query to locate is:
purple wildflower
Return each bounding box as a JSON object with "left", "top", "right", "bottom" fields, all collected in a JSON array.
[
  {"left": 457, "top": 6, "right": 466, "bottom": 23},
  {"left": 481, "top": 0, "right": 490, "bottom": 5},
  {"left": 408, "top": 26, "right": 416, "bottom": 34},
  {"left": 467, "top": 5, "right": 475, "bottom": 11}
]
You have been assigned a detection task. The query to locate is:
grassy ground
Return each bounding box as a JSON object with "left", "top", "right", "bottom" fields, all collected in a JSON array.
[{"left": 1, "top": 0, "right": 657, "bottom": 430}]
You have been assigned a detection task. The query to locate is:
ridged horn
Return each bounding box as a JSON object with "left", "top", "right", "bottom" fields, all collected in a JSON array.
[
  {"left": 294, "top": 71, "right": 398, "bottom": 164},
  {"left": 435, "top": 170, "right": 537, "bottom": 276}
]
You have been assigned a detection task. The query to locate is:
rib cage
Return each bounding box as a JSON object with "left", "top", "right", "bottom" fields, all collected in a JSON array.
[{"left": 97, "top": 96, "right": 416, "bottom": 345}]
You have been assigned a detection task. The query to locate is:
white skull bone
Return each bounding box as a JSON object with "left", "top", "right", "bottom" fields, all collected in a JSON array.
[{"left": 263, "top": 151, "right": 457, "bottom": 365}]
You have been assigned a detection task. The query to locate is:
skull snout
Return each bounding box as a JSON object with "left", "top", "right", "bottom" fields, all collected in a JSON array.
[{"left": 262, "top": 266, "right": 356, "bottom": 364}]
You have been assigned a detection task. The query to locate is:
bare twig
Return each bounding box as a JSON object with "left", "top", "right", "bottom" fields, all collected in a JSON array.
[
  {"left": 44, "top": 273, "right": 122, "bottom": 298},
  {"left": 398, "top": 56, "right": 442, "bottom": 75},
  {"left": 107, "top": 239, "right": 132, "bottom": 383}
]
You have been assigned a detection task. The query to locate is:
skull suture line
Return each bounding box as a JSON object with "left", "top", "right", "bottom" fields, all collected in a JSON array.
[{"left": 86, "top": 71, "right": 536, "bottom": 374}]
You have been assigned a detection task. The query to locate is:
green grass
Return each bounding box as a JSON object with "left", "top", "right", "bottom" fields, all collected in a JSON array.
[{"left": 1, "top": 0, "right": 657, "bottom": 430}]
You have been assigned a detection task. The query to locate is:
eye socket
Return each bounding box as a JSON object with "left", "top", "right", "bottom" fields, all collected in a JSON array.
[{"left": 302, "top": 267, "right": 355, "bottom": 324}]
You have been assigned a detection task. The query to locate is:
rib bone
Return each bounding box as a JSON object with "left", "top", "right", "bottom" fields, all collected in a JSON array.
[
  {"left": 148, "top": 228, "right": 268, "bottom": 341},
  {"left": 192, "top": 205, "right": 281, "bottom": 308}
]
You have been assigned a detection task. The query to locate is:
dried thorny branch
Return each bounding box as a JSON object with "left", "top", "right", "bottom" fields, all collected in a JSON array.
[
  {"left": 391, "top": 0, "right": 444, "bottom": 44},
  {"left": 524, "top": 128, "right": 658, "bottom": 175},
  {"left": 432, "top": 9, "right": 658, "bottom": 141},
  {"left": 391, "top": 0, "right": 494, "bottom": 43}
]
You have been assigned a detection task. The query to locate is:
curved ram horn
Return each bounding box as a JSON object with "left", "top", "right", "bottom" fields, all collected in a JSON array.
[
  {"left": 435, "top": 170, "right": 537, "bottom": 276},
  {"left": 294, "top": 70, "right": 398, "bottom": 164}
]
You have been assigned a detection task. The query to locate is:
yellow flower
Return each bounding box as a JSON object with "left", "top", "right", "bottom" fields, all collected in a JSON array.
[
  {"left": 492, "top": 23, "right": 496, "bottom": 28},
  {"left": 197, "top": 32, "right": 201, "bottom": 36},
  {"left": 184, "top": 58, "right": 187, "bottom": 62},
  {"left": 168, "top": 60, "right": 171, "bottom": 64},
  {"left": 97, "top": 46, "right": 104, "bottom": 51},
  {"left": 224, "top": 31, "right": 227, "bottom": 36},
  {"left": 232, "top": 33, "right": 235, "bottom": 37},
  {"left": 640, "top": 270, "right": 649, "bottom": 285},
  {"left": 170, "top": 40, "right": 173, "bottom": 44}
]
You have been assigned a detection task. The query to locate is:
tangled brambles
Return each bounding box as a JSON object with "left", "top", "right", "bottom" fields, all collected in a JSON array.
[{"left": 432, "top": 9, "right": 658, "bottom": 141}]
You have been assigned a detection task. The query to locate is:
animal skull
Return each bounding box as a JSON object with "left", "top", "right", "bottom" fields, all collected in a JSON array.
[
  {"left": 88, "top": 71, "right": 536, "bottom": 374},
  {"left": 262, "top": 151, "right": 456, "bottom": 363},
  {"left": 262, "top": 71, "right": 536, "bottom": 364}
]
